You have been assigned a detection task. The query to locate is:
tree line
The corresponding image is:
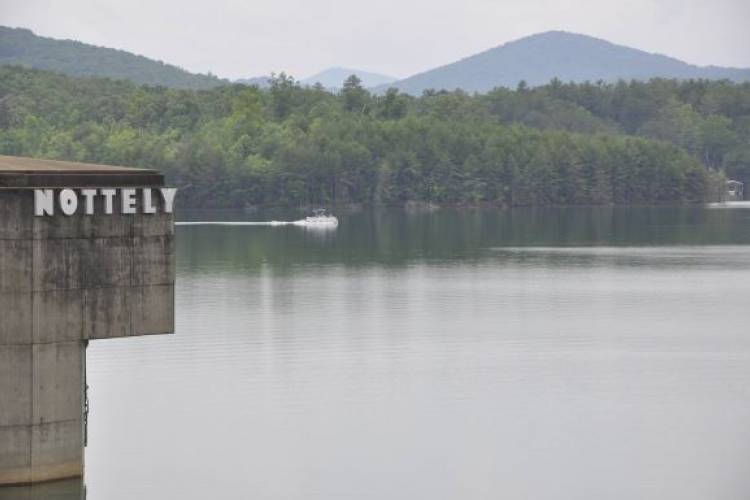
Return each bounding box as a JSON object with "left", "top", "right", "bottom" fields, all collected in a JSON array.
[{"left": 1, "top": 66, "right": 745, "bottom": 208}]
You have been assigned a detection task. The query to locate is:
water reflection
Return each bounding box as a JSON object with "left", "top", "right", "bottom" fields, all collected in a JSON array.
[
  {"left": 79, "top": 205, "right": 750, "bottom": 500},
  {"left": 177, "top": 205, "right": 750, "bottom": 272},
  {"left": 491, "top": 245, "right": 750, "bottom": 270}
]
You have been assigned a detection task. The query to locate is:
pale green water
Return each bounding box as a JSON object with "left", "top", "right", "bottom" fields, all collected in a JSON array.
[{"left": 12, "top": 205, "right": 750, "bottom": 500}]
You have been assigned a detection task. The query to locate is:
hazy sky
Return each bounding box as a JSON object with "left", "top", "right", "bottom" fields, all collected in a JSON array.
[{"left": 2, "top": 0, "right": 749, "bottom": 81}]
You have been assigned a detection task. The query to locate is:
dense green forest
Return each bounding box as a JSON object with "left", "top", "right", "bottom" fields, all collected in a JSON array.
[
  {"left": 0, "top": 27, "right": 224, "bottom": 89},
  {"left": 1, "top": 66, "right": 747, "bottom": 207}
]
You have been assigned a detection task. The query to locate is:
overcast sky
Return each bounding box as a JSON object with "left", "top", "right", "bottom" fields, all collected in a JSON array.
[{"left": 2, "top": 0, "right": 749, "bottom": 81}]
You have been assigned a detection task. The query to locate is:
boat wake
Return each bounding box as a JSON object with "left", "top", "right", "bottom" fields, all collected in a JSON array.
[
  {"left": 176, "top": 214, "right": 338, "bottom": 230},
  {"left": 177, "top": 221, "right": 288, "bottom": 226}
]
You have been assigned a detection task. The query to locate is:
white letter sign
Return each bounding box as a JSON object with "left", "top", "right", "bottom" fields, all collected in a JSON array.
[
  {"left": 33, "top": 188, "right": 177, "bottom": 216},
  {"left": 143, "top": 188, "right": 157, "bottom": 214},
  {"left": 100, "top": 189, "right": 116, "bottom": 215},
  {"left": 81, "top": 189, "right": 97, "bottom": 215},
  {"left": 34, "top": 189, "right": 55, "bottom": 216},
  {"left": 121, "top": 189, "right": 137, "bottom": 214},
  {"left": 160, "top": 188, "right": 177, "bottom": 214},
  {"left": 59, "top": 189, "right": 78, "bottom": 215}
]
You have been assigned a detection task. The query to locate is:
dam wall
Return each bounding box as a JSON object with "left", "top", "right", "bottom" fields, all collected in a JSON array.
[{"left": 0, "top": 156, "right": 175, "bottom": 485}]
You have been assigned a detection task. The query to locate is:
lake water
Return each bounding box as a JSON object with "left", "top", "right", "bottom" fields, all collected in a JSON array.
[{"left": 10, "top": 204, "right": 750, "bottom": 500}]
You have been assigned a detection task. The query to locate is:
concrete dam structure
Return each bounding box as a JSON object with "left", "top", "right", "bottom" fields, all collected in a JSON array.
[{"left": 0, "top": 155, "right": 175, "bottom": 486}]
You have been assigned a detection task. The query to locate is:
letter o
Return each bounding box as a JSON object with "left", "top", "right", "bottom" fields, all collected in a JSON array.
[{"left": 59, "top": 189, "right": 78, "bottom": 216}]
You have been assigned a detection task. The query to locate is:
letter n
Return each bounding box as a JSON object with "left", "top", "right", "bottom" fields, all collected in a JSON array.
[{"left": 34, "top": 189, "right": 54, "bottom": 216}]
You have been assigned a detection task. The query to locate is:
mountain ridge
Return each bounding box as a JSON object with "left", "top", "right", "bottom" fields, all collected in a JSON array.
[
  {"left": 0, "top": 26, "right": 226, "bottom": 89},
  {"left": 377, "top": 31, "right": 750, "bottom": 94},
  {"left": 3, "top": 27, "right": 749, "bottom": 95}
]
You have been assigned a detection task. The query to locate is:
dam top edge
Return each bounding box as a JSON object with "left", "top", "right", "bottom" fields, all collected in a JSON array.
[
  {"left": 0, "top": 155, "right": 156, "bottom": 173},
  {"left": 0, "top": 155, "right": 164, "bottom": 187},
  {"left": 0, "top": 173, "right": 166, "bottom": 188}
]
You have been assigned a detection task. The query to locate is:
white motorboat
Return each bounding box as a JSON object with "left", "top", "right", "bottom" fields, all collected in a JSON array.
[{"left": 293, "top": 209, "right": 339, "bottom": 228}]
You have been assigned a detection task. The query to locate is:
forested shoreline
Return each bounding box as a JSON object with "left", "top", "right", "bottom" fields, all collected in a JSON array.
[{"left": 1, "top": 66, "right": 747, "bottom": 207}]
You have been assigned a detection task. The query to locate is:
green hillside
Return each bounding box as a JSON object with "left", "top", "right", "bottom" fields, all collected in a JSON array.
[
  {"left": 0, "top": 26, "right": 225, "bottom": 89},
  {"left": 1, "top": 67, "right": 744, "bottom": 208}
]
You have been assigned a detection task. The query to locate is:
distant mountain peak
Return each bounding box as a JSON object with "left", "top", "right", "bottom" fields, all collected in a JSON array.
[
  {"left": 378, "top": 31, "right": 750, "bottom": 95},
  {"left": 301, "top": 67, "right": 397, "bottom": 90},
  {"left": 236, "top": 75, "right": 273, "bottom": 88}
]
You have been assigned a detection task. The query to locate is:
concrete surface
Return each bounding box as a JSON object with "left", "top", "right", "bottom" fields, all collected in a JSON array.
[{"left": 0, "top": 157, "right": 175, "bottom": 486}]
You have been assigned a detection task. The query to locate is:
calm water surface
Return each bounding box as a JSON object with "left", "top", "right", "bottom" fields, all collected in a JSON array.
[{"left": 18, "top": 205, "right": 750, "bottom": 499}]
